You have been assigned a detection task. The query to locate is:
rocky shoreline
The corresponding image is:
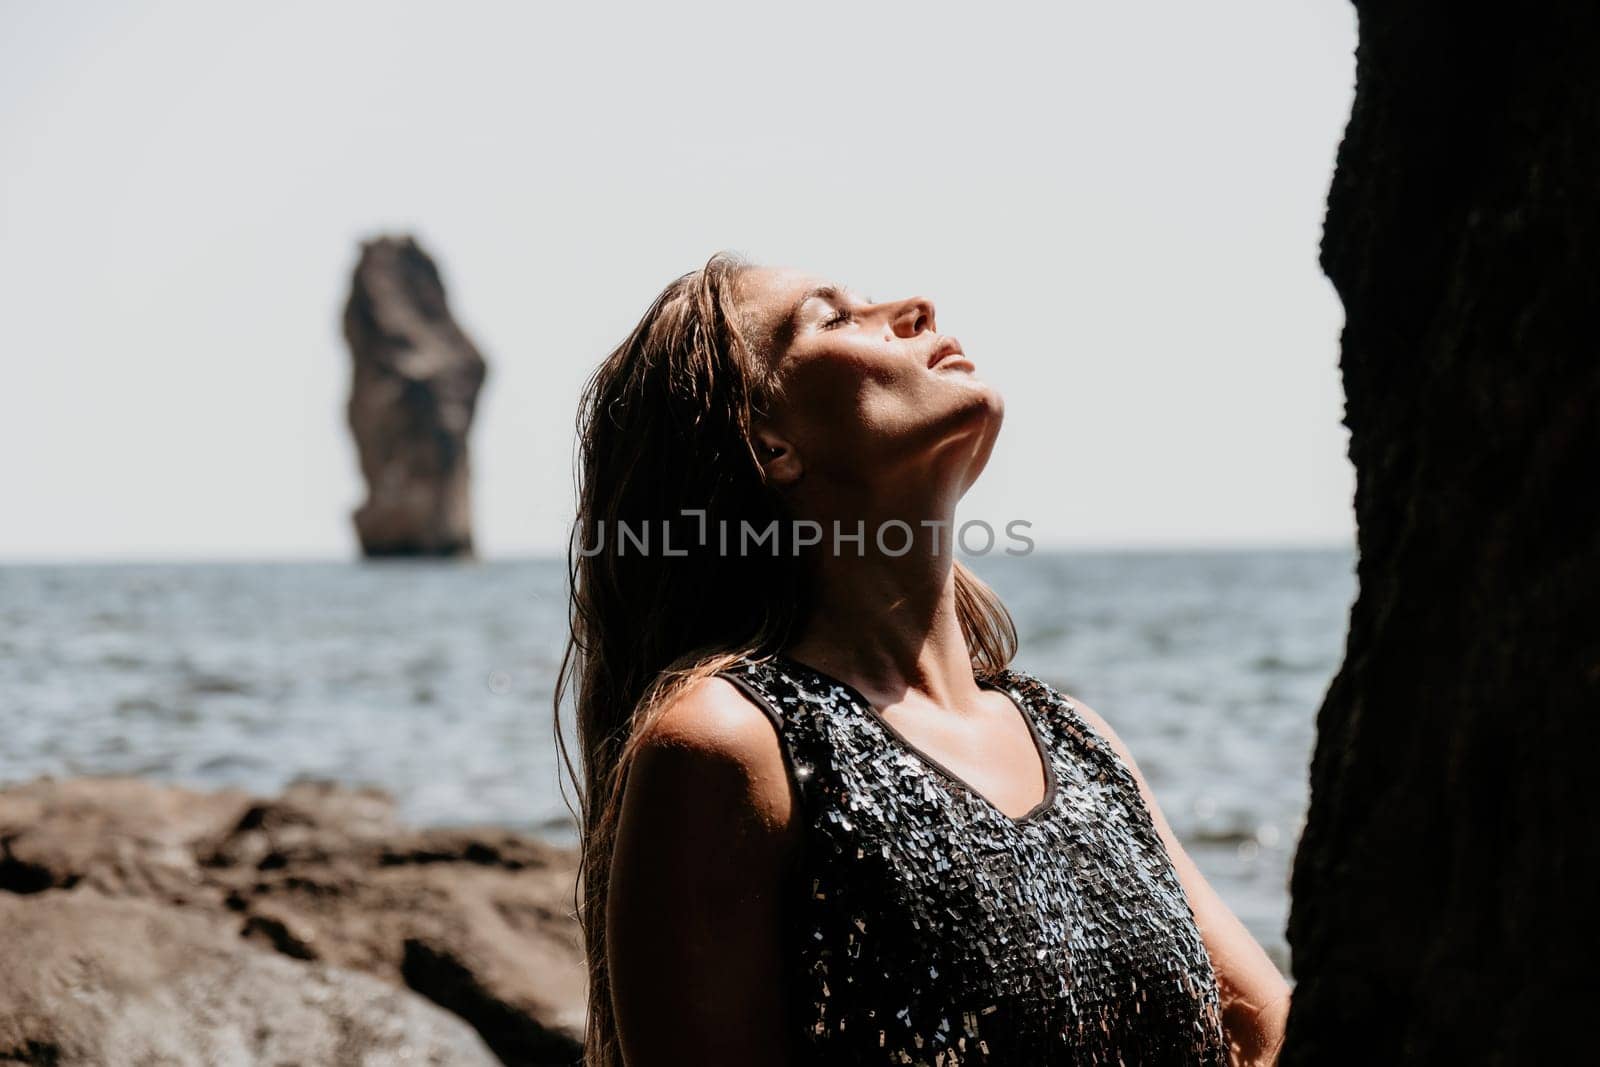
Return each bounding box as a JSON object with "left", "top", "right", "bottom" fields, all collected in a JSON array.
[{"left": 0, "top": 776, "right": 586, "bottom": 1066}]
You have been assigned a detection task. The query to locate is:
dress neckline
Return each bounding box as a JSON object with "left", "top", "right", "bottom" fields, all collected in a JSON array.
[{"left": 772, "top": 652, "right": 1060, "bottom": 825}]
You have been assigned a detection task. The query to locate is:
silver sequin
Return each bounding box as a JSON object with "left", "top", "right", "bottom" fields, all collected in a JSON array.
[{"left": 718, "top": 654, "right": 1229, "bottom": 1066}]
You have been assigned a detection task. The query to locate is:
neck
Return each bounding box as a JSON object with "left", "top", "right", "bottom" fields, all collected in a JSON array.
[{"left": 784, "top": 492, "right": 980, "bottom": 709}]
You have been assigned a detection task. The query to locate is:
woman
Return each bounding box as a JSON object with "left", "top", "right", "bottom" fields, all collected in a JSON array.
[{"left": 555, "top": 252, "right": 1291, "bottom": 1066}]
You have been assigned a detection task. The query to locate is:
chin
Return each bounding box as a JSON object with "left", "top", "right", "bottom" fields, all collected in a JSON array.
[
  {"left": 963, "top": 377, "right": 1005, "bottom": 430},
  {"left": 938, "top": 375, "right": 1004, "bottom": 433},
  {"left": 970, "top": 393, "right": 1005, "bottom": 476},
  {"left": 981, "top": 380, "right": 1005, "bottom": 422},
  {"left": 938, "top": 383, "right": 1005, "bottom": 487}
]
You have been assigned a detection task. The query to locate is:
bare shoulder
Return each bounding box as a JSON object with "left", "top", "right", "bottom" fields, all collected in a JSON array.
[
  {"left": 608, "top": 673, "right": 803, "bottom": 1062},
  {"left": 609, "top": 672, "right": 800, "bottom": 930},
  {"left": 626, "top": 673, "right": 796, "bottom": 833}
]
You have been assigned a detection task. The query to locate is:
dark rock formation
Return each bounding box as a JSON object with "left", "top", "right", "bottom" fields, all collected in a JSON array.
[
  {"left": 0, "top": 777, "right": 585, "bottom": 1066},
  {"left": 1284, "top": 5, "right": 1600, "bottom": 1064},
  {"left": 344, "top": 235, "right": 488, "bottom": 558}
]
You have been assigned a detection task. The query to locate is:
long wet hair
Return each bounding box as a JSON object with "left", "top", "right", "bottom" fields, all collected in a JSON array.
[{"left": 554, "top": 250, "right": 1018, "bottom": 1066}]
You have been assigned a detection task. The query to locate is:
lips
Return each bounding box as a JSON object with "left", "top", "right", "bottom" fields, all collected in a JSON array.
[{"left": 928, "top": 337, "right": 967, "bottom": 368}]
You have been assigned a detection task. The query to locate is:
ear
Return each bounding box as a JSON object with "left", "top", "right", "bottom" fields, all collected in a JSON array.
[{"left": 753, "top": 428, "right": 802, "bottom": 487}]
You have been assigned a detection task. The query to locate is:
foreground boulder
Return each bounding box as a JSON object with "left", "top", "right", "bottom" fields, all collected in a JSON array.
[
  {"left": 0, "top": 891, "right": 498, "bottom": 1066},
  {"left": 344, "top": 234, "right": 488, "bottom": 558},
  {"left": 0, "top": 777, "right": 585, "bottom": 1066}
]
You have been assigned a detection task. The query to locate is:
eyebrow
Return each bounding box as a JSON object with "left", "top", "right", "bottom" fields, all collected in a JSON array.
[
  {"left": 780, "top": 284, "right": 872, "bottom": 341},
  {"left": 787, "top": 284, "right": 847, "bottom": 324}
]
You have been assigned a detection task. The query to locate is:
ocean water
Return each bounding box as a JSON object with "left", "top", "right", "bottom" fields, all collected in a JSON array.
[{"left": 0, "top": 548, "right": 1355, "bottom": 973}]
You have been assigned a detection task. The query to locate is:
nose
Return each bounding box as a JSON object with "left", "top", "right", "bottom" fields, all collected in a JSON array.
[{"left": 887, "top": 296, "right": 936, "bottom": 338}]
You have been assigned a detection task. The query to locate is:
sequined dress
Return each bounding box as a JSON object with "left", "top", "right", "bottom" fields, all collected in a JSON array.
[{"left": 716, "top": 653, "right": 1229, "bottom": 1066}]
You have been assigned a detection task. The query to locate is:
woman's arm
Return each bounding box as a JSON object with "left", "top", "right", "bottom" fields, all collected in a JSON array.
[
  {"left": 1069, "top": 696, "right": 1292, "bottom": 1067},
  {"left": 606, "top": 676, "right": 803, "bottom": 1066}
]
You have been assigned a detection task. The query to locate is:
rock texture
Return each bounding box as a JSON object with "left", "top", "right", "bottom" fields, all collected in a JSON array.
[
  {"left": 344, "top": 235, "right": 488, "bottom": 558},
  {"left": 0, "top": 777, "right": 585, "bottom": 1066},
  {"left": 0, "top": 892, "right": 498, "bottom": 1067},
  {"left": 1284, "top": 4, "right": 1600, "bottom": 1064}
]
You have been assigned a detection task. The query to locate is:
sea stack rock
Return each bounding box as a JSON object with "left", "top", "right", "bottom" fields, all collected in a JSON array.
[{"left": 344, "top": 235, "right": 488, "bottom": 558}]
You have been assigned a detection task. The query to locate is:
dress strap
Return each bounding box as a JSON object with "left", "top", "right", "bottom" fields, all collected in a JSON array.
[{"left": 713, "top": 657, "right": 815, "bottom": 805}]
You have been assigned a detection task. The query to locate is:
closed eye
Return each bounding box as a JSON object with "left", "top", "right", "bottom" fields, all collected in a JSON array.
[{"left": 821, "top": 306, "right": 854, "bottom": 329}]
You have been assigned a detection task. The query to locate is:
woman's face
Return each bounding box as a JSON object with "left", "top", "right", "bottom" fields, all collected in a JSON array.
[{"left": 733, "top": 265, "right": 1004, "bottom": 498}]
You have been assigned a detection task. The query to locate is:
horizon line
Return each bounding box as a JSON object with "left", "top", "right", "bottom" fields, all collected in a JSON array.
[{"left": 0, "top": 539, "right": 1357, "bottom": 566}]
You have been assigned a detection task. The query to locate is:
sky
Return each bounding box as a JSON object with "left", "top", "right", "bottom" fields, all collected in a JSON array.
[{"left": 0, "top": 1, "right": 1359, "bottom": 561}]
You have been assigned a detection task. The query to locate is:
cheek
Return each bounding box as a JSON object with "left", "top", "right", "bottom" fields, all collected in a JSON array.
[
  {"left": 775, "top": 341, "right": 997, "bottom": 465},
  {"left": 782, "top": 348, "right": 917, "bottom": 441}
]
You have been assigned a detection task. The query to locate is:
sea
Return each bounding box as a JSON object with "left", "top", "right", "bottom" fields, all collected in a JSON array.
[{"left": 0, "top": 548, "right": 1355, "bottom": 975}]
